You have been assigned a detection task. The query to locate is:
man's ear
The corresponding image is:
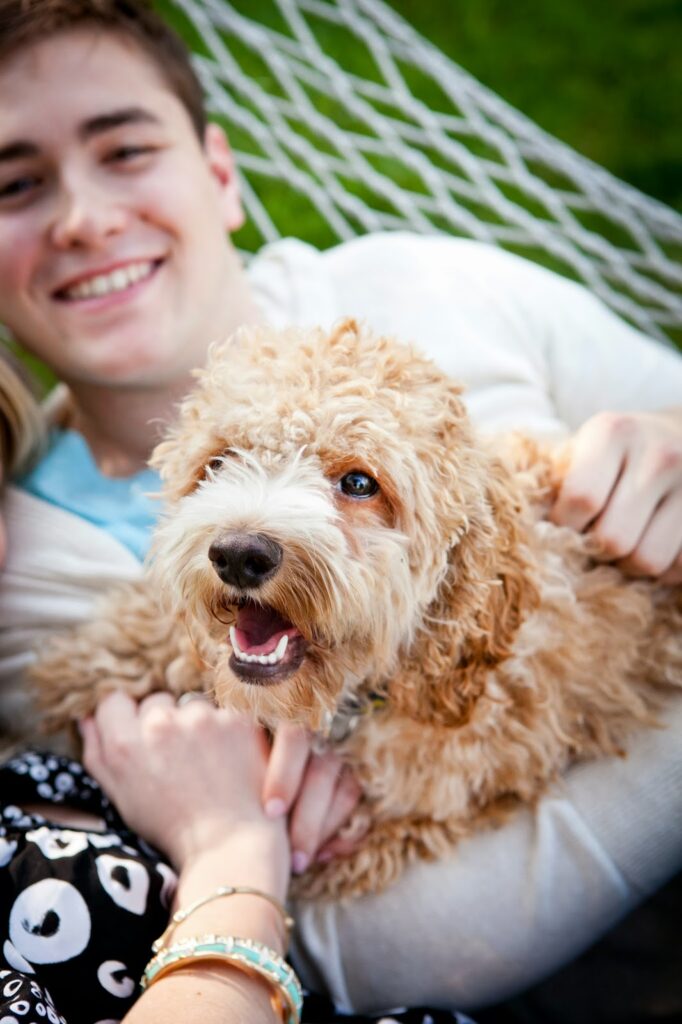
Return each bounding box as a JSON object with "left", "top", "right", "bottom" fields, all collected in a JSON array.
[{"left": 204, "top": 122, "right": 245, "bottom": 233}]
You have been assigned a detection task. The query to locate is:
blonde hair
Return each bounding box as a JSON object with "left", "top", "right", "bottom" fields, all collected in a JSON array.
[{"left": 0, "top": 348, "right": 45, "bottom": 481}]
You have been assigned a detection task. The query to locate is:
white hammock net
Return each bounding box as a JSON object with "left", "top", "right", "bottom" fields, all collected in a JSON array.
[{"left": 165, "top": 0, "right": 682, "bottom": 345}]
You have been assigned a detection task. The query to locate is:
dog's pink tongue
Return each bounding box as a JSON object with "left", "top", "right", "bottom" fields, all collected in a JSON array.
[{"left": 234, "top": 603, "right": 300, "bottom": 656}]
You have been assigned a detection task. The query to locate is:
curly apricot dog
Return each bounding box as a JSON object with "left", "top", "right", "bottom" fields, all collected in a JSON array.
[{"left": 33, "top": 320, "right": 682, "bottom": 898}]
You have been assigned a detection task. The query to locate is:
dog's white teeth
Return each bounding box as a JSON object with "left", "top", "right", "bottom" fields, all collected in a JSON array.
[
  {"left": 274, "top": 634, "right": 289, "bottom": 660},
  {"left": 229, "top": 627, "right": 290, "bottom": 666}
]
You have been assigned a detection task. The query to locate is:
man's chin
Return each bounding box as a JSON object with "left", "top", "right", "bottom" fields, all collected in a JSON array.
[{"left": 63, "top": 341, "right": 196, "bottom": 391}]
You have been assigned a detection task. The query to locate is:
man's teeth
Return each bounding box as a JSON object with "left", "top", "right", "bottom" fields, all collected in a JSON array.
[
  {"left": 229, "top": 627, "right": 289, "bottom": 666},
  {"left": 62, "top": 261, "right": 156, "bottom": 300}
]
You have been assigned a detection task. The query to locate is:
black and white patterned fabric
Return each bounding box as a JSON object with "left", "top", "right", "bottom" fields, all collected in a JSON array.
[
  {"left": 0, "top": 751, "right": 478, "bottom": 1024},
  {"left": 0, "top": 751, "right": 174, "bottom": 1024}
]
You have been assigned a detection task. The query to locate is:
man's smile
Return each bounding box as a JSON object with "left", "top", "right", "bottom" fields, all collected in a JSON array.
[{"left": 53, "top": 257, "right": 165, "bottom": 303}]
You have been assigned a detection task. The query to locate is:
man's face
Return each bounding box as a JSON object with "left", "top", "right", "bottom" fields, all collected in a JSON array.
[{"left": 0, "top": 30, "right": 243, "bottom": 388}]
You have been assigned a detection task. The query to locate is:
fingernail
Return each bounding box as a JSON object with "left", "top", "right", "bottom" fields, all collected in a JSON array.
[
  {"left": 291, "top": 850, "right": 309, "bottom": 874},
  {"left": 264, "top": 798, "right": 286, "bottom": 819}
]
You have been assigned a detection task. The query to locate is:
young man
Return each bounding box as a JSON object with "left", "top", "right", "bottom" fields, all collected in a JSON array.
[{"left": 0, "top": 0, "right": 680, "bottom": 1016}]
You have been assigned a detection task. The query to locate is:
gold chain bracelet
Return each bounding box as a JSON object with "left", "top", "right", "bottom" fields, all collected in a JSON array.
[{"left": 152, "top": 885, "right": 295, "bottom": 953}]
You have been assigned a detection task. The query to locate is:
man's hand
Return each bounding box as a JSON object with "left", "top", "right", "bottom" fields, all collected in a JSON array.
[
  {"left": 262, "top": 724, "right": 363, "bottom": 874},
  {"left": 550, "top": 409, "right": 682, "bottom": 583}
]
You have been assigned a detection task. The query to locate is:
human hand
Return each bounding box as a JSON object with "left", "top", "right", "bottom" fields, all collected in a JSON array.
[
  {"left": 262, "top": 724, "right": 364, "bottom": 874},
  {"left": 550, "top": 409, "right": 682, "bottom": 583},
  {"left": 79, "top": 691, "right": 288, "bottom": 876}
]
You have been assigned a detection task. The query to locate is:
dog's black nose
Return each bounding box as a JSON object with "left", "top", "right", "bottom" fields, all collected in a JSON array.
[{"left": 208, "top": 532, "right": 283, "bottom": 589}]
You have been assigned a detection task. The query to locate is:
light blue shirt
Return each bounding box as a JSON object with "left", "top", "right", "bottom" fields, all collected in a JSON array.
[{"left": 20, "top": 430, "right": 161, "bottom": 562}]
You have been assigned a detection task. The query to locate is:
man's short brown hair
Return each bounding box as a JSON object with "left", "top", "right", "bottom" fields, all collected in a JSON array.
[{"left": 0, "top": 0, "right": 206, "bottom": 139}]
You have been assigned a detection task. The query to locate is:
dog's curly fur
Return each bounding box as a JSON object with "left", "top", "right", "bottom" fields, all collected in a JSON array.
[{"left": 31, "top": 320, "right": 682, "bottom": 898}]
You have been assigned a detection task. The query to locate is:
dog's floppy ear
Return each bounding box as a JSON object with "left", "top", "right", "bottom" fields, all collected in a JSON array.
[
  {"left": 451, "top": 451, "right": 539, "bottom": 654},
  {"left": 394, "top": 399, "right": 541, "bottom": 725}
]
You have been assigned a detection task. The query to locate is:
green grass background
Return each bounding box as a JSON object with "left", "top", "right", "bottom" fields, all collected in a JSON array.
[{"left": 391, "top": 0, "right": 681, "bottom": 213}]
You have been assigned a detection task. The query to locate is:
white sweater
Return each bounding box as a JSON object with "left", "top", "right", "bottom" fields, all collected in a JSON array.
[{"left": 2, "top": 234, "right": 681, "bottom": 1009}]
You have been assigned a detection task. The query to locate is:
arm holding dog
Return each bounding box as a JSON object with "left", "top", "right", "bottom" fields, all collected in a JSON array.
[
  {"left": 80, "top": 691, "right": 294, "bottom": 1024},
  {"left": 30, "top": 587, "right": 361, "bottom": 868}
]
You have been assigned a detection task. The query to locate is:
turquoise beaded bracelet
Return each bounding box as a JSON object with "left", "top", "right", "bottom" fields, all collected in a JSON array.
[{"left": 141, "top": 933, "right": 303, "bottom": 1024}]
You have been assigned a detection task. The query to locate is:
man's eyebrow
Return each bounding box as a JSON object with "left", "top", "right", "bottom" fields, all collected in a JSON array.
[
  {"left": 0, "top": 141, "right": 39, "bottom": 164},
  {"left": 0, "top": 108, "right": 161, "bottom": 163},
  {"left": 78, "top": 106, "right": 161, "bottom": 139}
]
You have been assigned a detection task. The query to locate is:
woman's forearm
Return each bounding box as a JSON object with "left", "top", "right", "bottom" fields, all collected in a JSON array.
[
  {"left": 122, "top": 963, "right": 280, "bottom": 1024},
  {"left": 123, "top": 828, "right": 290, "bottom": 1024}
]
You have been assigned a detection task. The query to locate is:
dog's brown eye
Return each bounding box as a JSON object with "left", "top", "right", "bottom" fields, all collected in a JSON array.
[
  {"left": 339, "top": 471, "right": 379, "bottom": 499},
  {"left": 206, "top": 456, "right": 225, "bottom": 474}
]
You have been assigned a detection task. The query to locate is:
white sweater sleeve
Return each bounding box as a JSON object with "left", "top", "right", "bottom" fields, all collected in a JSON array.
[
  {"left": 0, "top": 487, "right": 142, "bottom": 744},
  {"left": 513, "top": 266, "right": 682, "bottom": 431},
  {"left": 291, "top": 694, "right": 682, "bottom": 1013},
  {"left": 319, "top": 234, "right": 682, "bottom": 435}
]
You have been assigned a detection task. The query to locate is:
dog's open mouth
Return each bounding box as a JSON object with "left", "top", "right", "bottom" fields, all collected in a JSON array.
[{"left": 228, "top": 600, "right": 306, "bottom": 684}]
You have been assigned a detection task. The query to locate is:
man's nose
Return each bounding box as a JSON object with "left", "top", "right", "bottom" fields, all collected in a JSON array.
[{"left": 48, "top": 177, "right": 127, "bottom": 250}]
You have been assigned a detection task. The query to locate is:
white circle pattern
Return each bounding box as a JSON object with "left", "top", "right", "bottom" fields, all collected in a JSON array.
[
  {"left": 96, "top": 962, "right": 135, "bottom": 999},
  {"left": 95, "top": 856, "right": 149, "bottom": 916},
  {"left": 8, "top": 880, "right": 91, "bottom": 965}
]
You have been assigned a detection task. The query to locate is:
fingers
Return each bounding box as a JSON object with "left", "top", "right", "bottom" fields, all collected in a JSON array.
[
  {"left": 550, "top": 414, "right": 626, "bottom": 531},
  {"left": 316, "top": 808, "right": 371, "bottom": 863},
  {"left": 78, "top": 715, "right": 106, "bottom": 785},
  {"left": 552, "top": 411, "right": 682, "bottom": 578},
  {"left": 79, "top": 693, "right": 146, "bottom": 793},
  {"left": 262, "top": 723, "right": 311, "bottom": 818},
  {"left": 617, "top": 493, "right": 682, "bottom": 579},
  {"left": 262, "top": 726, "right": 363, "bottom": 872},
  {"left": 588, "top": 469, "right": 655, "bottom": 563},
  {"left": 138, "top": 691, "right": 176, "bottom": 717},
  {"left": 288, "top": 750, "right": 342, "bottom": 874},
  {"left": 87, "top": 691, "right": 179, "bottom": 779},
  {"left": 588, "top": 436, "right": 678, "bottom": 564},
  {"left": 92, "top": 689, "right": 139, "bottom": 734},
  {"left": 316, "top": 767, "right": 363, "bottom": 849}
]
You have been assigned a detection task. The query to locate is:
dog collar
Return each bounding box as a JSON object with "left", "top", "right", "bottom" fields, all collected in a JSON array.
[{"left": 321, "top": 692, "right": 387, "bottom": 743}]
